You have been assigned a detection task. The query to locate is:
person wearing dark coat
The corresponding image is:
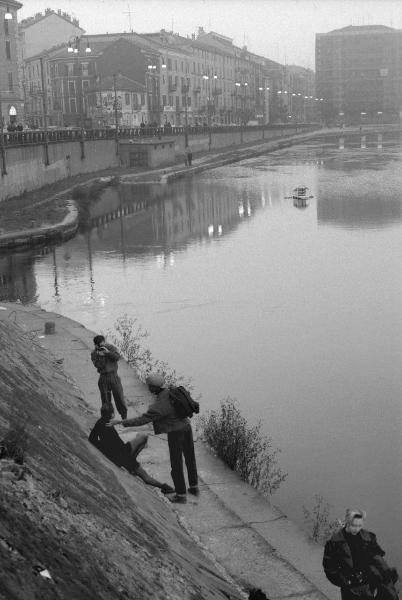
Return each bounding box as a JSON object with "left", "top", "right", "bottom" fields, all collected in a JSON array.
[
  {"left": 108, "top": 372, "right": 199, "bottom": 504},
  {"left": 323, "top": 509, "right": 399, "bottom": 600},
  {"left": 89, "top": 407, "right": 174, "bottom": 494}
]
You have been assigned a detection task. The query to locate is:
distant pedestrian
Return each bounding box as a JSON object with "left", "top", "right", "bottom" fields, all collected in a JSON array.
[
  {"left": 323, "top": 509, "right": 399, "bottom": 600},
  {"left": 185, "top": 145, "right": 193, "bottom": 166},
  {"left": 108, "top": 372, "right": 199, "bottom": 504},
  {"left": 89, "top": 407, "right": 174, "bottom": 493},
  {"left": 91, "top": 335, "right": 127, "bottom": 419}
]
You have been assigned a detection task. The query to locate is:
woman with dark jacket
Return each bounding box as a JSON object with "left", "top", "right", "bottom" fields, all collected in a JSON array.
[{"left": 323, "top": 509, "right": 399, "bottom": 600}]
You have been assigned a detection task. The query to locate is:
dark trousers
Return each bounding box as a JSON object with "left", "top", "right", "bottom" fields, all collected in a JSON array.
[
  {"left": 98, "top": 372, "right": 127, "bottom": 419},
  {"left": 167, "top": 424, "right": 198, "bottom": 495}
]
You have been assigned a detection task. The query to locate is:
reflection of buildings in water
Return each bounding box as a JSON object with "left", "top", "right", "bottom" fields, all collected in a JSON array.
[
  {"left": 0, "top": 250, "right": 40, "bottom": 303},
  {"left": 151, "top": 180, "right": 260, "bottom": 248},
  {"left": 87, "top": 179, "right": 264, "bottom": 255},
  {"left": 317, "top": 187, "right": 402, "bottom": 229}
]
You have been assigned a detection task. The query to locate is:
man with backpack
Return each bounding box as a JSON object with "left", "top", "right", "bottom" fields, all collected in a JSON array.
[{"left": 107, "top": 372, "right": 199, "bottom": 504}]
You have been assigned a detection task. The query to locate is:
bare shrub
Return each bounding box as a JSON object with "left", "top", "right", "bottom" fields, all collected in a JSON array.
[
  {"left": 199, "top": 398, "right": 287, "bottom": 496},
  {"left": 0, "top": 421, "right": 29, "bottom": 464},
  {"left": 303, "top": 494, "right": 340, "bottom": 544},
  {"left": 107, "top": 314, "right": 193, "bottom": 390}
]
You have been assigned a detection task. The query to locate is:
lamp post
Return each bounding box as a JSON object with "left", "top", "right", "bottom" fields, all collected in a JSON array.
[
  {"left": 147, "top": 62, "right": 157, "bottom": 124},
  {"left": 0, "top": 4, "right": 15, "bottom": 176},
  {"left": 203, "top": 73, "right": 212, "bottom": 150},
  {"left": 0, "top": 97, "right": 6, "bottom": 176},
  {"left": 183, "top": 76, "right": 190, "bottom": 147},
  {"left": 113, "top": 73, "right": 120, "bottom": 155},
  {"left": 258, "top": 85, "right": 270, "bottom": 139},
  {"left": 235, "top": 81, "right": 242, "bottom": 143},
  {"left": 68, "top": 36, "right": 91, "bottom": 159},
  {"left": 39, "top": 57, "right": 49, "bottom": 166}
]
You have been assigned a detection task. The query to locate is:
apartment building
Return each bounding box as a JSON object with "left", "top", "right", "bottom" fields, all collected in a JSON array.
[
  {"left": 0, "top": 0, "right": 23, "bottom": 127},
  {"left": 316, "top": 25, "right": 402, "bottom": 124},
  {"left": 21, "top": 21, "right": 315, "bottom": 129}
]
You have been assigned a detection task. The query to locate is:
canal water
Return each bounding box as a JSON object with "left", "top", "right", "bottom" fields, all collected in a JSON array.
[{"left": 2, "top": 132, "right": 402, "bottom": 569}]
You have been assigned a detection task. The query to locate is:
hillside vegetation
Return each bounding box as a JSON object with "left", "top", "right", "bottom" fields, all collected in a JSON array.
[{"left": 0, "top": 318, "right": 240, "bottom": 600}]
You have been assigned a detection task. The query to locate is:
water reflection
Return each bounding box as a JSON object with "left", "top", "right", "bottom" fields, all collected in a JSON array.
[
  {"left": 318, "top": 190, "right": 402, "bottom": 230},
  {"left": 0, "top": 249, "right": 41, "bottom": 303},
  {"left": 85, "top": 179, "right": 263, "bottom": 257}
]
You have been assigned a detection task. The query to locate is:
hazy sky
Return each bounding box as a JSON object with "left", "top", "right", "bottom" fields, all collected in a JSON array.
[{"left": 19, "top": 0, "right": 402, "bottom": 69}]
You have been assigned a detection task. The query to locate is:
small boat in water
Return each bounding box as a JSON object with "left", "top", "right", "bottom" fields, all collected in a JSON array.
[
  {"left": 292, "top": 186, "right": 310, "bottom": 208},
  {"left": 292, "top": 186, "right": 308, "bottom": 199}
]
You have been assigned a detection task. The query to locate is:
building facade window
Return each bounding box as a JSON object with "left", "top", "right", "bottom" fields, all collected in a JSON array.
[
  {"left": 4, "top": 18, "right": 9, "bottom": 35},
  {"left": 8, "top": 72, "right": 13, "bottom": 91},
  {"left": 125, "top": 92, "right": 130, "bottom": 105},
  {"left": 5, "top": 40, "right": 11, "bottom": 59},
  {"left": 68, "top": 81, "right": 75, "bottom": 95}
]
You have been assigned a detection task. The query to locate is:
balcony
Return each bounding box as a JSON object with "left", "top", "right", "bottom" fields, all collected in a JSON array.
[
  {"left": 212, "top": 88, "right": 222, "bottom": 96},
  {"left": 168, "top": 83, "right": 177, "bottom": 92},
  {"left": 192, "top": 87, "right": 201, "bottom": 93}
]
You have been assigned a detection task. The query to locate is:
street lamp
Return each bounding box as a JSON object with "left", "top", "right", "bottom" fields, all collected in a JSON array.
[
  {"left": 0, "top": 3, "right": 14, "bottom": 175},
  {"left": 112, "top": 73, "right": 120, "bottom": 154},
  {"left": 182, "top": 76, "right": 190, "bottom": 147},
  {"left": 258, "top": 85, "right": 269, "bottom": 138},
  {"left": 0, "top": 99, "right": 6, "bottom": 176},
  {"left": 203, "top": 73, "right": 212, "bottom": 149},
  {"left": 67, "top": 36, "right": 91, "bottom": 158}
]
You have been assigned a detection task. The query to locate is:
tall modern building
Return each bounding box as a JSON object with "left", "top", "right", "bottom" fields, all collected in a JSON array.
[{"left": 316, "top": 25, "right": 402, "bottom": 124}]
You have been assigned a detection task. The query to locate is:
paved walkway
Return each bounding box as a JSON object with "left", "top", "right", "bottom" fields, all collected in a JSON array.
[{"left": 0, "top": 302, "right": 337, "bottom": 600}]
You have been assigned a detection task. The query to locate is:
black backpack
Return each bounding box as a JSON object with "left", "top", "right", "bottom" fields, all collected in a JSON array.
[{"left": 168, "top": 386, "right": 200, "bottom": 419}]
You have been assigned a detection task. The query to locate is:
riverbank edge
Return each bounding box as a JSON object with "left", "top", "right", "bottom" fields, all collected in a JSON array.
[
  {"left": 0, "top": 128, "right": 325, "bottom": 251},
  {"left": 0, "top": 301, "right": 338, "bottom": 600}
]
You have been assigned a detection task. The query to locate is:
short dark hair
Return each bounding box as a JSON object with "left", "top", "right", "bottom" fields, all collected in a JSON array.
[{"left": 93, "top": 335, "right": 105, "bottom": 346}]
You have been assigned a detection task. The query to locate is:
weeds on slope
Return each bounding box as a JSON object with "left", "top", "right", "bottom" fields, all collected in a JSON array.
[
  {"left": 199, "top": 398, "right": 287, "bottom": 496},
  {"left": 303, "top": 494, "right": 340, "bottom": 544},
  {"left": 107, "top": 314, "right": 192, "bottom": 390}
]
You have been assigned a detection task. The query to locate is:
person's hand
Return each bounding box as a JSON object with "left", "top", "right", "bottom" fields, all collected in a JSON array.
[{"left": 106, "top": 419, "right": 121, "bottom": 427}]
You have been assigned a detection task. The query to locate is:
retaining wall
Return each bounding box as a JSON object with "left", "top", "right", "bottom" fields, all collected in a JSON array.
[
  {"left": 0, "top": 139, "right": 118, "bottom": 202},
  {"left": 0, "top": 125, "right": 318, "bottom": 202}
]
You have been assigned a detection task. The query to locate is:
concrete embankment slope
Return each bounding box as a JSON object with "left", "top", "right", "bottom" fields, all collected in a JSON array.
[{"left": 0, "top": 302, "right": 338, "bottom": 600}]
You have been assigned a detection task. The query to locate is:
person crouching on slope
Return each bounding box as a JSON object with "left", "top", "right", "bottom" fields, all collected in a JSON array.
[{"left": 89, "top": 406, "right": 174, "bottom": 494}]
